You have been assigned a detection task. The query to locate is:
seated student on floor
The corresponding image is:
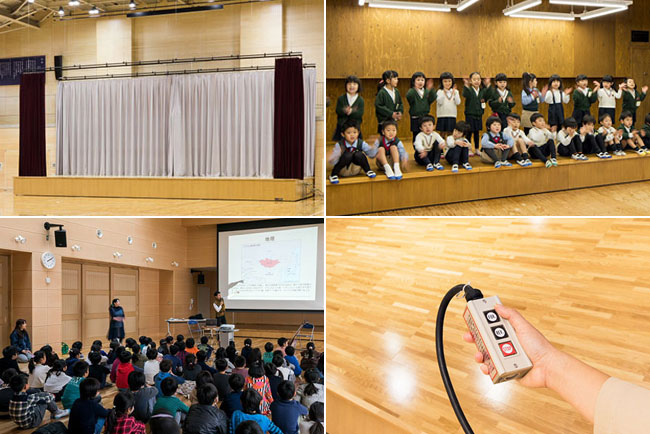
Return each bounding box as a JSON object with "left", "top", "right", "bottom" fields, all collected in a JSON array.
[
  {"left": 182, "top": 353, "right": 202, "bottom": 381},
  {"left": 62, "top": 360, "right": 90, "bottom": 410},
  {"left": 328, "top": 120, "right": 377, "bottom": 184},
  {"left": 9, "top": 372, "right": 69, "bottom": 428},
  {"left": 183, "top": 383, "right": 228, "bottom": 434},
  {"left": 263, "top": 343, "right": 275, "bottom": 364},
  {"left": 413, "top": 115, "right": 446, "bottom": 171},
  {"left": 230, "top": 389, "right": 283, "bottom": 434},
  {"left": 236, "top": 420, "right": 264, "bottom": 434},
  {"left": 444, "top": 120, "right": 473, "bottom": 173},
  {"left": 27, "top": 351, "right": 48, "bottom": 390},
  {"left": 128, "top": 370, "right": 157, "bottom": 424},
  {"left": 43, "top": 360, "right": 71, "bottom": 401},
  {"left": 65, "top": 348, "right": 83, "bottom": 375},
  {"left": 88, "top": 351, "right": 111, "bottom": 389},
  {"left": 145, "top": 347, "right": 161, "bottom": 385},
  {"left": 220, "top": 373, "right": 245, "bottom": 419},
  {"left": 232, "top": 355, "right": 248, "bottom": 378},
  {"left": 557, "top": 117, "right": 588, "bottom": 161},
  {"left": 68, "top": 377, "right": 109, "bottom": 434},
  {"left": 89, "top": 341, "right": 108, "bottom": 365},
  {"left": 189, "top": 371, "right": 214, "bottom": 406},
  {"left": 503, "top": 113, "right": 533, "bottom": 167},
  {"left": 480, "top": 116, "right": 516, "bottom": 168},
  {"left": 597, "top": 113, "right": 624, "bottom": 156},
  {"left": 245, "top": 361, "right": 273, "bottom": 416},
  {"left": 213, "top": 358, "right": 232, "bottom": 404},
  {"left": 295, "top": 369, "right": 325, "bottom": 409},
  {"left": 241, "top": 339, "right": 253, "bottom": 362},
  {"left": 272, "top": 353, "right": 294, "bottom": 382},
  {"left": 10, "top": 319, "right": 33, "bottom": 363},
  {"left": 197, "top": 336, "right": 214, "bottom": 360},
  {"left": 265, "top": 362, "right": 282, "bottom": 402},
  {"left": 197, "top": 350, "right": 216, "bottom": 375},
  {"left": 270, "top": 380, "right": 308, "bottom": 434},
  {"left": 185, "top": 338, "right": 198, "bottom": 356},
  {"left": 527, "top": 113, "right": 558, "bottom": 168},
  {"left": 580, "top": 114, "right": 611, "bottom": 159},
  {"left": 639, "top": 113, "right": 650, "bottom": 148},
  {"left": 300, "top": 401, "right": 324, "bottom": 434},
  {"left": 0, "top": 369, "right": 19, "bottom": 418},
  {"left": 153, "top": 376, "right": 189, "bottom": 424},
  {"left": 618, "top": 111, "right": 647, "bottom": 155},
  {"left": 154, "top": 359, "right": 185, "bottom": 398},
  {"left": 164, "top": 344, "right": 183, "bottom": 376},
  {"left": 105, "top": 391, "right": 146, "bottom": 434},
  {"left": 284, "top": 346, "right": 302, "bottom": 377},
  {"left": 0, "top": 346, "right": 19, "bottom": 378}
]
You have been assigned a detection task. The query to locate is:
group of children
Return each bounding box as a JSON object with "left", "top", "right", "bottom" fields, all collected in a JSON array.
[
  {"left": 0, "top": 334, "right": 324, "bottom": 434},
  {"left": 329, "top": 71, "right": 650, "bottom": 183}
]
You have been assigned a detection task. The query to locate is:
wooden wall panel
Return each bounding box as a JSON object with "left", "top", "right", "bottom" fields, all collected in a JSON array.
[
  {"left": 82, "top": 264, "right": 110, "bottom": 345},
  {"left": 138, "top": 268, "right": 160, "bottom": 338},
  {"left": 61, "top": 262, "right": 81, "bottom": 345},
  {"left": 326, "top": 0, "right": 648, "bottom": 79},
  {"left": 0, "top": 256, "right": 9, "bottom": 349}
]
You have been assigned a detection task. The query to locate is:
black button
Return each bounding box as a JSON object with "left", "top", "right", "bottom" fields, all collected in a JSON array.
[
  {"left": 484, "top": 309, "right": 499, "bottom": 324},
  {"left": 491, "top": 325, "right": 508, "bottom": 340}
]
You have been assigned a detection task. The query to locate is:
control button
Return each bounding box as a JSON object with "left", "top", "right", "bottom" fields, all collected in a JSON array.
[
  {"left": 484, "top": 309, "right": 499, "bottom": 324},
  {"left": 499, "top": 341, "right": 517, "bottom": 357},
  {"left": 491, "top": 325, "right": 508, "bottom": 340}
]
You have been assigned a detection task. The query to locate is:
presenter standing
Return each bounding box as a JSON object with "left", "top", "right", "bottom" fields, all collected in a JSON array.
[
  {"left": 213, "top": 291, "right": 227, "bottom": 326},
  {"left": 107, "top": 298, "right": 125, "bottom": 343}
]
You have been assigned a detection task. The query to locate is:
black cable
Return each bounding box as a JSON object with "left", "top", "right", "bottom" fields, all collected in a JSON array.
[{"left": 436, "top": 284, "right": 483, "bottom": 434}]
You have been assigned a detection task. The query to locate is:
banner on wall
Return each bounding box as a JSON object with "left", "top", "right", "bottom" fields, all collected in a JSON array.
[{"left": 0, "top": 56, "right": 45, "bottom": 86}]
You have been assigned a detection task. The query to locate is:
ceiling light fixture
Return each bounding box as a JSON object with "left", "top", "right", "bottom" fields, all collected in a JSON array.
[
  {"left": 511, "top": 11, "right": 576, "bottom": 20},
  {"left": 129, "top": 0, "right": 136, "bottom": 9},
  {"left": 58, "top": 6, "right": 65, "bottom": 15},
  {"left": 580, "top": 5, "right": 627, "bottom": 19},
  {"left": 503, "top": 0, "right": 542, "bottom": 15},
  {"left": 367, "top": 0, "right": 452, "bottom": 12},
  {"left": 549, "top": 0, "right": 629, "bottom": 7},
  {"left": 89, "top": 6, "right": 99, "bottom": 15},
  {"left": 457, "top": 0, "right": 481, "bottom": 11},
  {"left": 68, "top": 0, "right": 79, "bottom": 6}
]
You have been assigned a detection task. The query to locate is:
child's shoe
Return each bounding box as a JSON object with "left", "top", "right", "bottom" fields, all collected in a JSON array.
[
  {"left": 545, "top": 160, "right": 553, "bottom": 168},
  {"left": 383, "top": 164, "right": 395, "bottom": 179},
  {"left": 525, "top": 159, "right": 532, "bottom": 166},
  {"left": 603, "top": 152, "right": 612, "bottom": 159},
  {"left": 551, "top": 158, "right": 558, "bottom": 166},
  {"left": 329, "top": 175, "right": 339, "bottom": 184},
  {"left": 451, "top": 164, "right": 459, "bottom": 173},
  {"left": 571, "top": 154, "right": 580, "bottom": 160},
  {"left": 393, "top": 163, "right": 403, "bottom": 180},
  {"left": 501, "top": 160, "right": 512, "bottom": 167},
  {"left": 366, "top": 171, "right": 376, "bottom": 178},
  {"left": 53, "top": 409, "right": 70, "bottom": 420},
  {"left": 434, "top": 163, "right": 444, "bottom": 171},
  {"left": 494, "top": 161, "right": 501, "bottom": 168},
  {"left": 462, "top": 162, "right": 473, "bottom": 171},
  {"left": 636, "top": 148, "right": 645, "bottom": 156},
  {"left": 579, "top": 154, "right": 588, "bottom": 160},
  {"left": 516, "top": 160, "right": 527, "bottom": 167},
  {"left": 426, "top": 163, "right": 434, "bottom": 171}
]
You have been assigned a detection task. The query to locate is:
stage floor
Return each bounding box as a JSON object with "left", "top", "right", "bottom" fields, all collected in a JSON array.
[{"left": 326, "top": 218, "right": 650, "bottom": 434}]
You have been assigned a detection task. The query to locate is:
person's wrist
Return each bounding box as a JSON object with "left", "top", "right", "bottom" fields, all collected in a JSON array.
[{"left": 543, "top": 346, "right": 569, "bottom": 391}]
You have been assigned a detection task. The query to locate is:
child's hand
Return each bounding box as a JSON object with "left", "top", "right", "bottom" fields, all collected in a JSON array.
[
  {"left": 617, "top": 83, "right": 624, "bottom": 90},
  {"left": 541, "top": 85, "right": 549, "bottom": 96},
  {"left": 463, "top": 77, "right": 469, "bottom": 86},
  {"left": 457, "top": 140, "right": 467, "bottom": 147},
  {"left": 419, "top": 151, "right": 427, "bottom": 159},
  {"left": 565, "top": 87, "right": 573, "bottom": 94},
  {"left": 507, "top": 96, "right": 514, "bottom": 103},
  {"left": 426, "top": 78, "right": 434, "bottom": 90},
  {"left": 439, "top": 143, "right": 446, "bottom": 150},
  {"left": 344, "top": 106, "right": 352, "bottom": 115},
  {"left": 498, "top": 96, "right": 503, "bottom": 103},
  {"left": 593, "top": 80, "right": 600, "bottom": 87},
  {"left": 621, "top": 83, "right": 628, "bottom": 90},
  {"left": 642, "top": 85, "right": 649, "bottom": 93},
  {"left": 453, "top": 83, "right": 458, "bottom": 90}
]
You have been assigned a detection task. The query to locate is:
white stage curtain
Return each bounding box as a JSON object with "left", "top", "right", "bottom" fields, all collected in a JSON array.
[
  {"left": 56, "top": 70, "right": 278, "bottom": 178},
  {"left": 303, "top": 68, "right": 316, "bottom": 178}
]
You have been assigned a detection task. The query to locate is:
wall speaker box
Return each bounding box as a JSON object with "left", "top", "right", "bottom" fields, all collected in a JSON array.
[
  {"left": 632, "top": 31, "right": 649, "bottom": 43},
  {"left": 54, "top": 55, "right": 63, "bottom": 80}
]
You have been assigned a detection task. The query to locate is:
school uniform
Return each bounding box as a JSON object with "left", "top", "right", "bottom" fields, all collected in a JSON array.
[
  {"left": 480, "top": 131, "right": 516, "bottom": 164},
  {"left": 436, "top": 88, "right": 461, "bottom": 133},
  {"left": 521, "top": 88, "right": 542, "bottom": 129},
  {"left": 488, "top": 88, "right": 516, "bottom": 126},
  {"left": 618, "top": 124, "right": 636, "bottom": 141},
  {"left": 597, "top": 126, "right": 623, "bottom": 153},
  {"left": 375, "top": 87, "right": 403, "bottom": 134},
  {"left": 597, "top": 88, "right": 622, "bottom": 124},
  {"left": 545, "top": 89, "right": 570, "bottom": 128},
  {"left": 413, "top": 131, "right": 445, "bottom": 167},
  {"left": 463, "top": 85, "right": 490, "bottom": 148},
  {"left": 333, "top": 93, "right": 365, "bottom": 140},
  {"left": 528, "top": 127, "right": 557, "bottom": 163},
  {"left": 572, "top": 87, "right": 597, "bottom": 125},
  {"left": 622, "top": 89, "right": 647, "bottom": 126},
  {"left": 328, "top": 139, "right": 374, "bottom": 178},
  {"left": 556, "top": 130, "right": 584, "bottom": 157},
  {"left": 406, "top": 87, "right": 436, "bottom": 141},
  {"left": 372, "top": 136, "right": 408, "bottom": 171},
  {"left": 503, "top": 126, "right": 534, "bottom": 162},
  {"left": 444, "top": 136, "right": 471, "bottom": 166}
]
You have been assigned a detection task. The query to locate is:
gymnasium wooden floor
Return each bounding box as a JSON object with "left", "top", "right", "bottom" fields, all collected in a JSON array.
[
  {"left": 0, "top": 327, "right": 323, "bottom": 434},
  {"left": 0, "top": 190, "right": 324, "bottom": 216},
  {"left": 326, "top": 218, "right": 650, "bottom": 434}
]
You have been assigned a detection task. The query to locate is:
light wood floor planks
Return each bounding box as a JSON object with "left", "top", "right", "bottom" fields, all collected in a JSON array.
[{"left": 326, "top": 218, "right": 650, "bottom": 434}]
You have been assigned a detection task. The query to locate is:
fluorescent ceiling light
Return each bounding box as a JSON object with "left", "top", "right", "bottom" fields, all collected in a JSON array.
[
  {"left": 550, "top": 0, "right": 629, "bottom": 6},
  {"left": 580, "top": 5, "right": 627, "bottom": 19},
  {"left": 457, "top": 0, "right": 481, "bottom": 11},
  {"left": 504, "top": 0, "right": 542, "bottom": 16},
  {"left": 367, "top": 0, "right": 452, "bottom": 12},
  {"left": 358, "top": 0, "right": 365, "bottom": 5},
  {"left": 511, "top": 11, "right": 576, "bottom": 20}
]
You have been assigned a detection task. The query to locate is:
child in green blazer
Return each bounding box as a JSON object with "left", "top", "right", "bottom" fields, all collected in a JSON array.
[
  {"left": 406, "top": 71, "right": 436, "bottom": 142},
  {"left": 488, "top": 73, "right": 516, "bottom": 127},
  {"left": 463, "top": 72, "right": 492, "bottom": 154},
  {"left": 375, "top": 70, "right": 403, "bottom": 134},
  {"left": 333, "top": 75, "right": 365, "bottom": 141}
]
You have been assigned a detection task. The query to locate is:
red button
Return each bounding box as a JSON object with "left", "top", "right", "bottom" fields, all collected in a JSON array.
[{"left": 499, "top": 341, "right": 517, "bottom": 357}]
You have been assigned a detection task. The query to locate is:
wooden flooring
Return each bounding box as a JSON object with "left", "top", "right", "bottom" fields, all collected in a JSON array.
[
  {"left": 326, "top": 218, "right": 650, "bottom": 434},
  {"left": 0, "top": 327, "right": 323, "bottom": 434},
  {"left": 0, "top": 190, "right": 323, "bottom": 216}
]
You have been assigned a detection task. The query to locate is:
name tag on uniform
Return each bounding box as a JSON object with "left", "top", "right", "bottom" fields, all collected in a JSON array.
[
  {"left": 637, "top": 101, "right": 642, "bottom": 107},
  {"left": 481, "top": 102, "right": 486, "bottom": 109}
]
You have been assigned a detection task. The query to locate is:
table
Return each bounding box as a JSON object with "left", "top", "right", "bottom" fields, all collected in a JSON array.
[{"left": 165, "top": 318, "right": 207, "bottom": 336}]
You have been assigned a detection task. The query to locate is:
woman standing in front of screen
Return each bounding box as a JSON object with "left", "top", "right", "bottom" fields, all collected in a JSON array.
[{"left": 213, "top": 291, "right": 227, "bottom": 326}]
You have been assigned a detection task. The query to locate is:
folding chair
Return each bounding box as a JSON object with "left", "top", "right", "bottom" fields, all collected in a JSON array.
[
  {"left": 292, "top": 321, "right": 315, "bottom": 347},
  {"left": 187, "top": 320, "right": 203, "bottom": 339}
]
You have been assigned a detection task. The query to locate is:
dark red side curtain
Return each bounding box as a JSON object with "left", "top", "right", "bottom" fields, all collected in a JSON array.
[
  {"left": 19, "top": 72, "right": 46, "bottom": 177},
  {"left": 273, "top": 57, "right": 304, "bottom": 179}
]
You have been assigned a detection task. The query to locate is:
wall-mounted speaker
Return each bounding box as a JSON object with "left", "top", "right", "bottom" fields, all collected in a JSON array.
[
  {"left": 632, "top": 31, "right": 649, "bottom": 43},
  {"left": 54, "top": 55, "right": 63, "bottom": 80}
]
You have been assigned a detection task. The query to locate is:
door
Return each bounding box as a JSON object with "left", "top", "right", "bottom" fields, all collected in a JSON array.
[
  {"left": 62, "top": 262, "right": 82, "bottom": 345},
  {"left": 82, "top": 264, "right": 111, "bottom": 346},
  {"left": 198, "top": 286, "right": 211, "bottom": 318},
  {"left": 110, "top": 267, "right": 138, "bottom": 338},
  {"left": 0, "top": 256, "right": 9, "bottom": 349}
]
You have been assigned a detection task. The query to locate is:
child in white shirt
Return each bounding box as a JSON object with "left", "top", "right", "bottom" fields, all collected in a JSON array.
[
  {"left": 528, "top": 113, "right": 558, "bottom": 168},
  {"left": 436, "top": 72, "right": 461, "bottom": 137},
  {"left": 597, "top": 75, "right": 622, "bottom": 126},
  {"left": 503, "top": 113, "right": 533, "bottom": 167},
  {"left": 556, "top": 117, "right": 588, "bottom": 161},
  {"left": 597, "top": 113, "right": 624, "bottom": 156},
  {"left": 444, "top": 121, "right": 473, "bottom": 173},
  {"left": 413, "top": 115, "right": 445, "bottom": 171}
]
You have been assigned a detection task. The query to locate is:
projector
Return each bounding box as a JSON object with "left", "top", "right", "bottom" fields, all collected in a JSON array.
[{"left": 220, "top": 324, "right": 235, "bottom": 331}]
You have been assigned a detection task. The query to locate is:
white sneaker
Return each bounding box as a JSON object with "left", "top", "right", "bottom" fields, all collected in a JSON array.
[
  {"left": 603, "top": 153, "right": 612, "bottom": 159},
  {"left": 462, "top": 162, "right": 473, "bottom": 171},
  {"left": 53, "top": 409, "right": 70, "bottom": 420},
  {"left": 501, "top": 160, "right": 512, "bottom": 167},
  {"left": 366, "top": 171, "right": 376, "bottom": 178},
  {"left": 451, "top": 164, "right": 459, "bottom": 173},
  {"left": 579, "top": 154, "right": 588, "bottom": 160},
  {"left": 426, "top": 163, "right": 434, "bottom": 171},
  {"left": 571, "top": 154, "right": 580, "bottom": 160},
  {"left": 383, "top": 164, "right": 395, "bottom": 179},
  {"left": 329, "top": 175, "right": 339, "bottom": 184},
  {"left": 517, "top": 160, "right": 527, "bottom": 167},
  {"left": 525, "top": 159, "right": 532, "bottom": 166},
  {"left": 393, "top": 163, "right": 403, "bottom": 180},
  {"left": 551, "top": 158, "right": 558, "bottom": 166},
  {"left": 434, "top": 163, "right": 444, "bottom": 171},
  {"left": 494, "top": 161, "right": 501, "bottom": 168},
  {"left": 636, "top": 149, "right": 645, "bottom": 155}
]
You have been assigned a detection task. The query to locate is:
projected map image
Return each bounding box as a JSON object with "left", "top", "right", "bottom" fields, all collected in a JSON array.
[{"left": 242, "top": 239, "right": 301, "bottom": 283}]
